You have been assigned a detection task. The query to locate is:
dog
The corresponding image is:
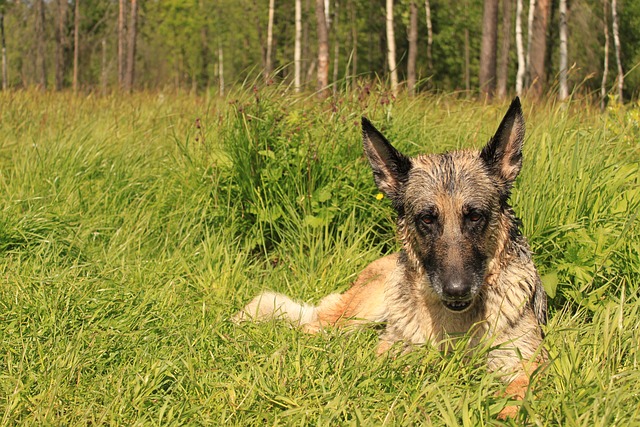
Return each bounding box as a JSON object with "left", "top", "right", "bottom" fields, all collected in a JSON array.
[{"left": 234, "top": 97, "right": 547, "bottom": 419}]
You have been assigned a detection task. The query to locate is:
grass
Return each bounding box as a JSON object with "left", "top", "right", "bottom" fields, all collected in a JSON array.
[{"left": 0, "top": 88, "right": 638, "bottom": 425}]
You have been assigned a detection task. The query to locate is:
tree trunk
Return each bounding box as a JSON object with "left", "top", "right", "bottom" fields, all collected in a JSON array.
[
  {"left": 265, "top": 0, "right": 275, "bottom": 82},
  {"left": 425, "top": 0, "right": 433, "bottom": 75},
  {"left": 497, "top": 0, "right": 512, "bottom": 99},
  {"left": 55, "top": 0, "right": 68, "bottom": 91},
  {"left": 479, "top": 0, "right": 499, "bottom": 99},
  {"left": 35, "top": 0, "right": 47, "bottom": 89},
  {"left": 600, "top": 0, "right": 609, "bottom": 111},
  {"left": 118, "top": 0, "right": 127, "bottom": 89},
  {"left": 0, "top": 12, "right": 7, "bottom": 90},
  {"left": 558, "top": 0, "right": 568, "bottom": 100},
  {"left": 525, "top": 0, "right": 535, "bottom": 87},
  {"left": 611, "top": 0, "right": 623, "bottom": 103},
  {"left": 386, "top": 0, "right": 398, "bottom": 95},
  {"left": 349, "top": 0, "right": 358, "bottom": 84},
  {"left": 332, "top": 0, "right": 340, "bottom": 95},
  {"left": 315, "top": 0, "right": 330, "bottom": 96},
  {"left": 101, "top": 37, "right": 107, "bottom": 95},
  {"left": 218, "top": 40, "right": 225, "bottom": 95},
  {"left": 295, "top": 0, "right": 302, "bottom": 91},
  {"left": 464, "top": 28, "right": 470, "bottom": 92},
  {"left": 515, "top": 0, "right": 525, "bottom": 95},
  {"left": 125, "top": 0, "right": 137, "bottom": 93},
  {"left": 407, "top": 1, "right": 418, "bottom": 96},
  {"left": 528, "top": 0, "right": 550, "bottom": 98},
  {"left": 73, "top": 0, "right": 80, "bottom": 92}
]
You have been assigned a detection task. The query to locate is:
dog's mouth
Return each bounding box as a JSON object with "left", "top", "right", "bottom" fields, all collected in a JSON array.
[{"left": 442, "top": 299, "right": 473, "bottom": 312}]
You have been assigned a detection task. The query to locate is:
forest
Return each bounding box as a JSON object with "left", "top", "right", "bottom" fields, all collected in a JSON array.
[{"left": 0, "top": 0, "right": 639, "bottom": 101}]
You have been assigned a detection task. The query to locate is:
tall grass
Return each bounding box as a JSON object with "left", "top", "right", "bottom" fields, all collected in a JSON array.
[{"left": 0, "top": 88, "right": 638, "bottom": 425}]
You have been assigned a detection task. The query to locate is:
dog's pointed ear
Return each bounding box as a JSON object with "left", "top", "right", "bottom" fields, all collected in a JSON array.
[
  {"left": 362, "top": 117, "right": 412, "bottom": 200},
  {"left": 480, "top": 97, "right": 525, "bottom": 186}
]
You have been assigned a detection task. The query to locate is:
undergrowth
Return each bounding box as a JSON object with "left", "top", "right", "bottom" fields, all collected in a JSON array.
[{"left": 0, "top": 88, "right": 638, "bottom": 425}]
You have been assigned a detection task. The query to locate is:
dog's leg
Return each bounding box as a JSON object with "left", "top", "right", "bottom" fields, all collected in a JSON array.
[{"left": 234, "top": 254, "right": 396, "bottom": 332}]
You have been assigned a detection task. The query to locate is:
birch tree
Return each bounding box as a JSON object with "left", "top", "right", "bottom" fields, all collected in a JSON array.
[
  {"left": 558, "top": 0, "right": 568, "bottom": 100},
  {"left": 525, "top": 0, "right": 535, "bottom": 87},
  {"left": 601, "top": 0, "right": 609, "bottom": 110},
  {"left": 265, "top": 0, "right": 275, "bottom": 82},
  {"left": 332, "top": 0, "right": 340, "bottom": 94},
  {"left": 407, "top": 1, "right": 418, "bottom": 95},
  {"left": 35, "top": 0, "right": 46, "bottom": 89},
  {"left": 73, "top": 0, "right": 80, "bottom": 92},
  {"left": 118, "top": 0, "right": 127, "bottom": 88},
  {"left": 1, "top": 6, "right": 7, "bottom": 90},
  {"left": 515, "top": 0, "right": 525, "bottom": 95},
  {"left": 386, "top": 0, "right": 398, "bottom": 95},
  {"left": 611, "top": 0, "right": 623, "bottom": 103},
  {"left": 294, "top": 0, "right": 302, "bottom": 92},
  {"left": 55, "top": 0, "right": 68, "bottom": 90},
  {"left": 315, "top": 0, "right": 330, "bottom": 95},
  {"left": 424, "top": 0, "right": 433, "bottom": 74}
]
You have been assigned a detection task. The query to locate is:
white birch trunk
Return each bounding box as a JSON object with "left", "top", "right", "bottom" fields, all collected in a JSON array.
[
  {"left": 295, "top": 0, "right": 302, "bottom": 91},
  {"left": 525, "top": 0, "right": 535, "bottom": 87},
  {"left": 425, "top": 0, "right": 433, "bottom": 73},
  {"left": 218, "top": 41, "right": 225, "bottom": 96},
  {"left": 558, "top": 0, "right": 568, "bottom": 100},
  {"left": 265, "top": 0, "right": 275, "bottom": 81},
  {"left": 386, "top": 0, "right": 398, "bottom": 95},
  {"left": 611, "top": 0, "right": 623, "bottom": 103},
  {"left": 515, "top": 0, "right": 525, "bottom": 95},
  {"left": 1, "top": 13, "right": 7, "bottom": 90},
  {"left": 601, "top": 0, "right": 609, "bottom": 110},
  {"left": 332, "top": 0, "right": 340, "bottom": 94}
]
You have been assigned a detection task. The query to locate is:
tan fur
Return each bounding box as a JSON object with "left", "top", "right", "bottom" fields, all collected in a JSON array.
[{"left": 234, "top": 99, "right": 546, "bottom": 419}]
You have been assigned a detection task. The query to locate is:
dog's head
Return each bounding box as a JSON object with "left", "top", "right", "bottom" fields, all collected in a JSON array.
[{"left": 362, "top": 98, "right": 525, "bottom": 312}]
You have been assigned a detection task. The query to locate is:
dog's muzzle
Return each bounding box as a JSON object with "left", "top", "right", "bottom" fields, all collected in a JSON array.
[{"left": 442, "top": 299, "right": 473, "bottom": 312}]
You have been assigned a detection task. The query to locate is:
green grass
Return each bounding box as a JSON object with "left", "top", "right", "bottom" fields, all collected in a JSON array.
[{"left": 0, "top": 88, "right": 638, "bottom": 425}]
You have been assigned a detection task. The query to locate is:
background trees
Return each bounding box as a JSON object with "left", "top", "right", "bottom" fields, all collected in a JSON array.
[{"left": 0, "top": 0, "right": 638, "bottom": 100}]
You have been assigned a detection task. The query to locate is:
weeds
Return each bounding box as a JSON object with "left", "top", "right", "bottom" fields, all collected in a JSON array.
[{"left": 0, "top": 89, "right": 638, "bottom": 425}]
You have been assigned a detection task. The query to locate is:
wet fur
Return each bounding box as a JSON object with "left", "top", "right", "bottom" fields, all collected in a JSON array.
[{"left": 234, "top": 98, "right": 547, "bottom": 418}]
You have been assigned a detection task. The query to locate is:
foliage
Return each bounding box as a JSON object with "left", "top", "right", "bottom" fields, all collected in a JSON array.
[
  {"left": 1, "top": 0, "right": 640, "bottom": 97},
  {"left": 0, "top": 89, "right": 638, "bottom": 424}
]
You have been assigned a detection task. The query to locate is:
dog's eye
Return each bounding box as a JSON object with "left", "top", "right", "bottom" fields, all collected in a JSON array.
[
  {"left": 467, "top": 212, "right": 483, "bottom": 222},
  {"left": 421, "top": 214, "right": 436, "bottom": 225}
]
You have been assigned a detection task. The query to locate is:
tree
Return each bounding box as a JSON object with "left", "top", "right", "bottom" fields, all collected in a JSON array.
[
  {"left": 528, "top": 0, "right": 551, "bottom": 98},
  {"left": 611, "top": 0, "right": 623, "bottom": 102},
  {"left": 386, "top": 0, "right": 398, "bottom": 95},
  {"left": 479, "top": 0, "right": 499, "bottom": 99},
  {"left": 118, "top": 0, "right": 127, "bottom": 89},
  {"left": 125, "top": 0, "right": 138, "bottom": 93},
  {"left": 73, "top": 0, "right": 80, "bottom": 92},
  {"left": 332, "top": 0, "right": 340, "bottom": 94},
  {"left": 497, "top": 0, "right": 512, "bottom": 99},
  {"left": 315, "top": 0, "right": 329, "bottom": 95},
  {"left": 424, "top": 0, "right": 433, "bottom": 75},
  {"left": 407, "top": 1, "right": 418, "bottom": 95},
  {"left": 515, "top": 0, "right": 525, "bottom": 95},
  {"left": 35, "top": 0, "right": 46, "bottom": 89},
  {"left": 55, "top": 0, "right": 68, "bottom": 90},
  {"left": 294, "top": 0, "right": 302, "bottom": 91},
  {"left": 601, "top": 0, "right": 609, "bottom": 110},
  {"left": 265, "top": 0, "right": 275, "bottom": 82},
  {"left": 0, "top": 2, "right": 7, "bottom": 90},
  {"left": 558, "top": 0, "right": 568, "bottom": 100}
]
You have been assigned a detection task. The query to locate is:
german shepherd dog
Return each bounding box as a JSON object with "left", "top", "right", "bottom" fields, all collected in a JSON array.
[{"left": 234, "top": 98, "right": 547, "bottom": 418}]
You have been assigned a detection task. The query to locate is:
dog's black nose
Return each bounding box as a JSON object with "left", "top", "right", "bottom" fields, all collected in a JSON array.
[{"left": 442, "top": 280, "right": 471, "bottom": 300}]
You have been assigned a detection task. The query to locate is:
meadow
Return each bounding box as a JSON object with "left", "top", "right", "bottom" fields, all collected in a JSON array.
[{"left": 0, "top": 88, "right": 638, "bottom": 425}]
